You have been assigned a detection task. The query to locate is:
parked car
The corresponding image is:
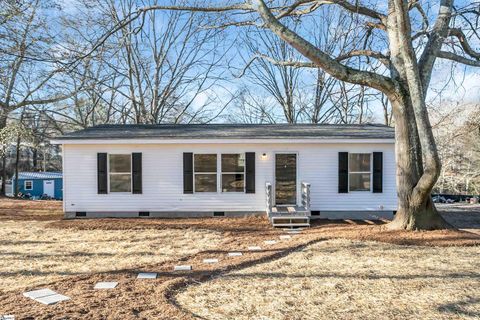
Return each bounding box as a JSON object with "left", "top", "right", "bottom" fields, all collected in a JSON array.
[{"left": 432, "top": 196, "right": 447, "bottom": 203}]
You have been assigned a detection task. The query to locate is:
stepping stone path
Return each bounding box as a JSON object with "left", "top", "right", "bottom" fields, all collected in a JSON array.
[
  {"left": 228, "top": 252, "right": 243, "bottom": 257},
  {"left": 137, "top": 272, "right": 157, "bottom": 279},
  {"left": 287, "top": 230, "right": 301, "bottom": 234},
  {"left": 23, "top": 288, "right": 70, "bottom": 305},
  {"left": 248, "top": 246, "right": 262, "bottom": 251},
  {"left": 280, "top": 235, "right": 291, "bottom": 240},
  {"left": 264, "top": 240, "right": 277, "bottom": 245},
  {"left": 203, "top": 258, "right": 219, "bottom": 264},
  {"left": 174, "top": 265, "right": 192, "bottom": 271},
  {"left": 94, "top": 282, "right": 118, "bottom": 290}
]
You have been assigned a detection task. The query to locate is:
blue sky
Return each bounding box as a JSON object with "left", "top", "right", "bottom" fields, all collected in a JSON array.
[{"left": 49, "top": 0, "right": 479, "bottom": 123}]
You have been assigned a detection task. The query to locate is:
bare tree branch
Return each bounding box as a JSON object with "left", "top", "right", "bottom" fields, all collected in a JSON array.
[
  {"left": 252, "top": 0, "right": 395, "bottom": 94},
  {"left": 436, "top": 51, "right": 480, "bottom": 67}
]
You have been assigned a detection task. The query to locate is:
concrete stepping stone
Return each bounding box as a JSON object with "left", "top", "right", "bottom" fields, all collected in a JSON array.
[
  {"left": 228, "top": 252, "right": 243, "bottom": 257},
  {"left": 264, "top": 240, "right": 277, "bottom": 245},
  {"left": 1, "top": 315, "right": 15, "bottom": 320},
  {"left": 203, "top": 258, "right": 219, "bottom": 264},
  {"left": 248, "top": 246, "right": 262, "bottom": 251},
  {"left": 36, "top": 294, "right": 70, "bottom": 305},
  {"left": 280, "top": 235, "right": 291, "bottom": 239},
  {"left": 94, "top": 282, "right": 118, "bottom": 289},
  {"left": 174, "top": 265, "right": 192, "bottom": 271},
  {"left": 23, "top": 288, "right": 56, "bottom": 299},
  {"left": 137, "top": 272, "right": 157, "bottom": 279},
  {"left": 23, "top": 288, "right": 70, "bottom": 305}
]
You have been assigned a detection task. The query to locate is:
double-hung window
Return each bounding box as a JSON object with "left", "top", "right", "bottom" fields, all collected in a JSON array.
[
  {"left": 24, "top": 180, "right": 33, "bottom": 190},
  {"left": 109, "top": 154, "right": 132, "bottom": 192},
  {"left": 349, "top": 153, "right": 371, "bottom": 191},
  {"left": 194, "top": 154, "right": 217, "bottom": 192},
  {"left": 221, "top": 154, "right": 245, "bottom": 192}
]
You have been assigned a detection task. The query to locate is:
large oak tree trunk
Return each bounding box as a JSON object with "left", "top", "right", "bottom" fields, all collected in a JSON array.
[{"left": 387, "top": 97, "right": 451, "bottom": 230}]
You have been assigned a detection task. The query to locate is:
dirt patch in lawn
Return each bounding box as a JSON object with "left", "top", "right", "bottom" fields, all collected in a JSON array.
[
  {"left": 0, "top": 197, "right": 62, "bottom": 221},
  {"left": 0, "top": 199, "right": 479, "bottom": 319}
]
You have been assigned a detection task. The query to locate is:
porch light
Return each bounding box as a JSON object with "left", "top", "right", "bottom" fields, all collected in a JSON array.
[{"left": 261, "top": 153, "right": 267, "bottom": 160}]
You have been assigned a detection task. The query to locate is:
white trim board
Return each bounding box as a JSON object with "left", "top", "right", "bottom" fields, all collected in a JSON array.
[{"left": 51, "top": 138, "right": 395, "bottom": 145}]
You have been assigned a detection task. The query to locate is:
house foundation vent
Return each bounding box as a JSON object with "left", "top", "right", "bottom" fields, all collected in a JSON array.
[
  {"left": 139, "top": 211, "right": 150, "bottom": 217},
  {"left": 213, "top": 211, "right": 225, "bottom": 217},
  {"left": 311, "top": 211, "right": 320, "bottom": 216},
  {"left": 75, "top": 212, "right": 87, "bottom": 217}
]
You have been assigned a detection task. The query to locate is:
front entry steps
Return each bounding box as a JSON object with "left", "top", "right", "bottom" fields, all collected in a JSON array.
[
  {"left": 269, "top": 206, "right": 311, "bottom": 228},
  {"left": 270, "top": 216, "right": 310, "bottom": 228}
]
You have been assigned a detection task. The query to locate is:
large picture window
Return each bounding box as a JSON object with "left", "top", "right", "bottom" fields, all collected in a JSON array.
[
  {"left": 194, "top": 154, "right": 217, "bottom": 192},
  {"left": 349, "top": 153, "right": 371, "bottom": 191},
  {"left": 109, "top": 154, "right": 131, "bottom": 192},
  {"left": 221, "top": 154, "right": 245, "bottom": 192}
]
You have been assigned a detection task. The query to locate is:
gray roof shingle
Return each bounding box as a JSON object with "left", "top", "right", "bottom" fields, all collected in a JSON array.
[{"left": 54, "top": 124, "right": 394, "bottom": 140}]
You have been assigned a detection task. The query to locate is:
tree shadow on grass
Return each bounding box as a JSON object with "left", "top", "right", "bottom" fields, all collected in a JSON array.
[{"left": 437, "top": 297, "right": 480, "bottom": 318}]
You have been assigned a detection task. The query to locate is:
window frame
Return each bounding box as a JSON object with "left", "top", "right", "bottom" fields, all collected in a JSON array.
[
  {"left": 348, "top": 153, "right": 372, "bottom": 192},
  {"left": 108, "top": 153, "right": 132, "bottom": 193},
  {"left": 193, "top": 153, "right": 218, "bottom": 193},
  {"left": 221, "top": 153, "right": 246, "bottom": 193},
  {"left": 24, "top": 180, "right": 33, "bottom": 191}
]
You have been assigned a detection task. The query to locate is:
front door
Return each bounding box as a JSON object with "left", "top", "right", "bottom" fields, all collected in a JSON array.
[
  {"left": 275, "top": 153, "right": 297, "bottom": 205},
  {"left": 43, "top": 180, "right": 55, "bottom": 198}
]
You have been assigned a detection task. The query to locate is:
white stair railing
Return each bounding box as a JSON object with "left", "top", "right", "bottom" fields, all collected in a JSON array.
[
  {"left": 301, "top": 182, "right": 311, "bottom": 211},
  {"left": 265, "top": 182, "right": 273, "bottom": 214}
]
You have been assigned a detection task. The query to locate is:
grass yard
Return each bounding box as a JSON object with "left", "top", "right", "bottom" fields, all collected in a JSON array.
[
  {"left": 0, "top": 220, "right": 222, "bottom": 293},
  {"left": 177, "top": 238, "right": 480, "bottom": 320},
  {"left": 0, "top": 199, "right": 223, "bottom": 293},
  {"left": 0, "top": 199, "right": 479, "bottom": 319}
]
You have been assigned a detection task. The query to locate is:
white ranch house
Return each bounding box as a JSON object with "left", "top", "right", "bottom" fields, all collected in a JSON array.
[{"left": 52, "top": 124, "right": 397, "bottom": 227}]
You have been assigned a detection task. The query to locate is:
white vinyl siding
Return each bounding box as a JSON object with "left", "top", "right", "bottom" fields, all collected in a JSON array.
[{"left": 62, "top": 142, "right": 397, "bottom": 213}]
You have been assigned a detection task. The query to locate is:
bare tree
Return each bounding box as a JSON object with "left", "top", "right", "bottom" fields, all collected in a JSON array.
[
  {"left": 432, "top": 103, "right": 480, "bottom": 195},
  {"left": 0, "top": 0, "right": 84, "bottom": 194},
  {"left": 237, "top": 5, "right": 382, "bottom": 124},
  {"left": 95, "top": 0, "right": 230, "bottom": 124},
  {"left": 99, "top": 0, "right": 480, "bottom": 230}
]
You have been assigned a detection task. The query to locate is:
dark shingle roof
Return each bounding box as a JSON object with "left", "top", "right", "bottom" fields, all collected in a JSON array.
[{"left": 54, "top": 124, "right": 395, "bottom": 140}]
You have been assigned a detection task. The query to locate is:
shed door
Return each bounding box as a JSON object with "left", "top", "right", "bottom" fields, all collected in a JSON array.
[{"left": 43, "top": 180, "right": 55, "bottom": 198}]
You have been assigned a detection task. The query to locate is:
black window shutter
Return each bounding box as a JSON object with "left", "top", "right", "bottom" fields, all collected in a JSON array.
[
  {"left": 338, "top": 152, "right": 348, "bottom": 193},
  {"left": 183, "top": 153, "right": 193, "bottom": 194},
  {"left": 373, "top": 152, "right": 383, "bottom": 193},
  {"left": 245, "top": 152, "right": 255, "bottom": 193},
  {"left": 132, "top": 153, "right": 142, "bottom": 194},
  {"left": 97, "top": 153, "right": 108, "bottom": 194}
]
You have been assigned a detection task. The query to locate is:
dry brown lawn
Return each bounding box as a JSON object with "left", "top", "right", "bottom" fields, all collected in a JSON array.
[
  {"left": 0, "top": 198, "right": 479, "bottom": 319},
  {"left": 177, "top": 238, "right": 480, "bottom": 320},
  {"left": 0, "top": 199, "right": 222, "bottom": 293},
  {"left": 0, "top": 220, "right": 222, "bottom": 293}
]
